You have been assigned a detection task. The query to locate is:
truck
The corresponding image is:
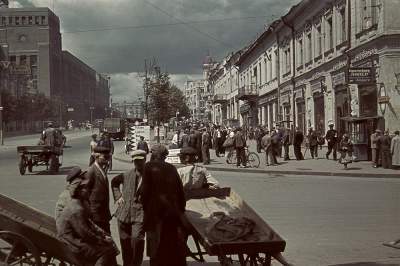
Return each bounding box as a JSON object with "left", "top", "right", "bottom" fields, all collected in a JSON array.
[{"left": 103, "top": 118, "right": 126, "bottom": 140}]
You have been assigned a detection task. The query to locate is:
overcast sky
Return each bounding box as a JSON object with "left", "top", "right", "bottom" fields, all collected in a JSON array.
[{"left": 10, "top": 0, "right": 297, "bottom": 102}]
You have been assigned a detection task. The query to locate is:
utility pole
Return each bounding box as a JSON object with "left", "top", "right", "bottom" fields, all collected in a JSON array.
[
  {"left": 0, "top": 91, "right": 3, "bottom": 145},
  {"left": 144, "top": 59, "right": 148, "bottom": 120}
]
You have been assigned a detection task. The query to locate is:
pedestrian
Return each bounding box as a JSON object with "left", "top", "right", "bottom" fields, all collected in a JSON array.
[
  {"left": 140, "top": 144, "right": 187, "bottom": 266},
  {"left": 307, "top": 127, "right": 318, "bottom": 159},
  {"left": 338, "top": 134, "right": 353, "bottom": 169},
  {"left": 214, "top": 126, "right": 222, "bottom": 157},
  {"left": 171, "top": 130, "right": 180, "bottom": 149},
  {"left": 371, "top": 129, "right": 381, "bottom": 168},
  {"left": 233, "top": 127, "right": 247, "bottom": 168},
  {"left": 255, "top": 126, "right": 266, "bottom": 154},
  {"left": 261, "top": 130, "right": 277, "bottom": 166},
  {"left": 275, "top": 124, "right": 284, "bottom": 158},
  {"left": 86, "top": 146, "right": 113, "bottom": 234},
  {"left": 40, "top": 122, "right": 56, "bottom": 146},
  {"left": 293, "top": 127, "right": 304, "bottom": 160},
  {"left": 270, "top": 131, "right": 280, "bottom": 165},
  {"left": 56, "top": 175, "right": 119, "bottom": 266},
  {"left": 325, "top": 123, "right": 338, "bottom": 160},
  {"left": 137, "top": 135, "right": 149, "bottom": 155},
  {"left": 89, "top": 134, "right": 98, "bottom": 166},
  {"left": 283, "top": 127, "right": 291, "bottom": 161},
  {"left": 180, "top": 129, "right": 190, "bottom": 148},
  {"left": 111, "top": 150, "right": 147, "bottom": 266},
  {"left": 98, "top": 132, "right": 114, "bottom": 171},
  {"left": 378, "top": 129, "right": 392, "bottom": 169},
  {"left": 391, "top": 130, "right": 400, "bottom": 169},
  {"left": 201, "top": 127, "right": 211, "bottom": 164}
]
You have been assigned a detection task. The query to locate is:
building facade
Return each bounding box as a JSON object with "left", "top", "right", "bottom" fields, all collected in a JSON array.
[
  {"left": 208, "top": 0, "right": 400, "bottom": 160},
  {"left": 185, "top": 79, "right": 207, "bottom": 121},
  {"left": 112, "top": 101, "right": 144, "bottom": 120}
]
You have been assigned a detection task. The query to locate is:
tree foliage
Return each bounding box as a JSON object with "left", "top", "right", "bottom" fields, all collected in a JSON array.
[{"left": 145, "top": 69, "right": 190, "bottom": 124}]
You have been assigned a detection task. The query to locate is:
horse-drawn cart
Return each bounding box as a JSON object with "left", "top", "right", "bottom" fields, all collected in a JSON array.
[
  {"left": 17, "top": 146, "right": 63, "bottom": 175},
  {"left": 184, "top": 188, "right": 287, "bottom": 266},
  {"left": 0, "top": 193, "right": 84, "bottom": 266}
]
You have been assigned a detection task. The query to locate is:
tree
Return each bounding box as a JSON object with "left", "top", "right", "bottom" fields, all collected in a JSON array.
[{"left": 145, "top": 67, "right": 190, "bottom": 125}]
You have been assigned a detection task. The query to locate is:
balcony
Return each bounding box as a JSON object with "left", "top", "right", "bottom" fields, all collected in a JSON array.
[
  {"left": 212, "top": 94, "right": 228, "bottom": 104},
  {"left": 237, "top": 85, "right": 258, "bottom": 101}
]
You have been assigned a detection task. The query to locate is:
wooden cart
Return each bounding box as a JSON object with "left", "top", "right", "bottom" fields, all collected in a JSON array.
[
  {"left": 17, "top": 146, "right": 63, "bottom": 175},
  {"left": 185, "top": 188, "right": 287, "bottom": 266},
  {"left": 0, "top": 193, "right": 84, "bottom": 266}
]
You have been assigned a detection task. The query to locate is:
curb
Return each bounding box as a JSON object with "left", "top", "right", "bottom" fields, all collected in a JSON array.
[{"left": 113, "top": 153, "right": 399, "bottom": 178}]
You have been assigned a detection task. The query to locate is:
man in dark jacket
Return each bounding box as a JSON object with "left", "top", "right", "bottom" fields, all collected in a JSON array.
[
  {"left": 308, "top": 127, "right": 319, "bottom": 159},
  {"left": 293, "top": 127, "right": 304, "bottom": 160},
  {"left": 233, "top": 127, "right": 247, "bottom": 168},
  {"left": 97, "top": 132, "right": 114, "bottom": 171},
  {"left": 56, "top": 174, "right": 119, "bottom": 266},
  {"left": 325, "top": 123, "right": 338, "bottom": 160},
  {"left": 111, "top": 150, "right": 146, "bottom": 266},
  {"left": 377, "top": 129, "right": 392, "bottom": 169},
  {"left": 137, "top": 136, "right": 149, "bottom": 154},
  {"left": 201, "top": 128, "right": 211, "bottom": 164},
  {"left": 282, "top": 127, "right": 291, "bottom": 161},
  {"left": 86, "top": 146, "right": 113, "bottom": 233},
  {"left": 140, "top": 144, "right": 187, "bottom": 266}
]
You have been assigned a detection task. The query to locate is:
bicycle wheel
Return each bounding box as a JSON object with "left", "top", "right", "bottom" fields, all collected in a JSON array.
[{"left": 247, "top": 152, "right": 260, "bottom": 168}]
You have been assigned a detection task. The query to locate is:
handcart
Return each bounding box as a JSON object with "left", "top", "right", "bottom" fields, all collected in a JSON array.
[
  {"left": 0, "top": 193, "right": 85, "bottom": 265},
  {"left": 17, "top": 146, "right": 63, "bottom": 175},
  {"left": 184, "top": 188, "right": 287, "bottom": 266}
]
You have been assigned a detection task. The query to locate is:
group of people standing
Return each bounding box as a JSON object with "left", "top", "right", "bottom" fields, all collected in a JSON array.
[
  {"left": 370, "top": 129, "right": 400, "bottom": 169},
  {"left": 56, "top": 142, "right": 189, "bottom": 266}
]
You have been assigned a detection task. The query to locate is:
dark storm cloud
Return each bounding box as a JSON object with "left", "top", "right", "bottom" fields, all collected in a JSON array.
[{"left": 25, "top": 0, "right": 297, "bottom": 75}]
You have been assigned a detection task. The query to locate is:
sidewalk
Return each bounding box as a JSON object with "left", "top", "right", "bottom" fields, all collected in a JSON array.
[
  {"left": 0, "top": 129, "right": 96, "bottom": 151},
  {"left": 114, "top": 140, "right": 399, "bottom": 178}
]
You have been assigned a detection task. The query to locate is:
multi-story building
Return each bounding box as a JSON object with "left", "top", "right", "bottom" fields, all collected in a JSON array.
[
  {"left": 112, "top": 101, "right": 145, "bottom": 120},
  {"left": 185, "top": 79, "right": 206, "bottom": 121},
  {"left": 61, "top": 51, "right": 109, "bottom": 123},
  {"left": 208, "top": 0, "right": 400, "bottom": 160},
  {"left": 0, "top": 7, "right": 62, "bottom": 97}
]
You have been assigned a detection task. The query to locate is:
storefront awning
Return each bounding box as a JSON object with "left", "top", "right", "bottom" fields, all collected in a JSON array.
[{"left": 340, "top": 116, "right": 383, "bottom": 122}]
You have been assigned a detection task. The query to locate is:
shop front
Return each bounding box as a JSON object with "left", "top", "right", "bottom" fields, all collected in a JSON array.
[
  {"left": 258, "top": 90, "right": 277, "bottom": 130},
  {"left": 294, "top": 86, "right": 306, "bottom": 134}
]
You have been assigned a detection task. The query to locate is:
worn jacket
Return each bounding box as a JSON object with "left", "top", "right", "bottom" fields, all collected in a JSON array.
[
  {"left": 293, "top": 130, "right": 304, "bottom": 146},
  {"left": 370, "top": 133, "right": 379, "bottom": 149},
  {"left": 87, "top": 163, "right": 112, "bottom": 223},
  {"left": 233, "top": 131, "right": 246, "bottom": 148},
  {"left": 111, "top": 169, "right": 144, "bottom": 223},
  {"left": 308, "top": 131, "right": 318, "bottom": 146},
  {"left": 56, "top": 199, "right": 110, "bottom": 255},
  {"left": 261, "top": 134, "right": 272, "bottom": 151}
]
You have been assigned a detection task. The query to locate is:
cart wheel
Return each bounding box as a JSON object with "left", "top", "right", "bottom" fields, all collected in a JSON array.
[
  {"left": 247, "top": 152, "right": 260, "bottom": 168},
  {"left": 227, "top": 150, "right": 236, "bottom": 164},
  {"left": 19, "top": 156, "right": 27, "bottom": 175},
  {"left": 27, "top": 160, "right": 33, "bottom": 173},
  {"left": 0, "top": 231, "right": 42, "bottom": 266}
]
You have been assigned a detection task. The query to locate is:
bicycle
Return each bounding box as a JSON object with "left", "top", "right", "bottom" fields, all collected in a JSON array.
[{"left": 226, "top": 147, "right": 260, "bottom": 168}]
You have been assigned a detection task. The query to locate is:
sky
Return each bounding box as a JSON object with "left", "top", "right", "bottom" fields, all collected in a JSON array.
[{"left": 9, "top": 0, "right": 297, "bottom": 102}]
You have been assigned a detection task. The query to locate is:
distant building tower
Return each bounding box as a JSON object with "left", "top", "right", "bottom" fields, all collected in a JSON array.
[{"left": 0, "top": 0, "right": 8, "bottom": 8}]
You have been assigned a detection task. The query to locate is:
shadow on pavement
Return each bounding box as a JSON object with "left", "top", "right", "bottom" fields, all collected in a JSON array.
[{"left": 328, "top": 262, "right": 400, "bottom": 266}]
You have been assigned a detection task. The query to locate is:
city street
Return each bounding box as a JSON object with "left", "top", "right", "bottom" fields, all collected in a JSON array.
[{"left": 0, "top": 133, "right": 399, "bottom": 265}]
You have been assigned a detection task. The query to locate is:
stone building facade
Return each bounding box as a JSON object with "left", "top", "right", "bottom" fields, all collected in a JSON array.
[{"left": 208, "top": 0, "right": 400, "bottom": 160}]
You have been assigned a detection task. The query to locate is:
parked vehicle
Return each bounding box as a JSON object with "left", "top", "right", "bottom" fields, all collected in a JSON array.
[{"left": 103, "top": 118, "right": 126, "bottom": 140}]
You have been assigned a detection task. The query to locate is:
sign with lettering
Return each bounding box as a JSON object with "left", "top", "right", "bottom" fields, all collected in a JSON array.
[
  {"left": 378, "top": 96, "right": 390, "bottom": 104},
  {"left": 348, "top": 68, "right": 375, "bottom": 84}
]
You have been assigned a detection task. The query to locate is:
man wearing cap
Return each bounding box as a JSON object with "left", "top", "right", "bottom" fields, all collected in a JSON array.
[
  {"left": 41, "top": 122, "right": 56, "bottom": 146},
  {"left": 56, "top": 172, "right": 119, "bottom": 266},
  {"left": 325, "top": 123, "right": 338, "bottom": 160},
  {"left": 111, "top": 150, "right": 146, "bottom": 266},
  {"left": 233, "top": 127, "right": 247, "bottom": 168},
  {"left": 86, "top": 146, "right": 113, "bottom": 233},
  {"left": 98, "top": 132, "right": 114, "bottom": 171},
  {"left": 371, "top": 129, "right": 381, "bottom": 167},
  {"left": 141, "top": 144, "right": 186, "bottom": 266}
]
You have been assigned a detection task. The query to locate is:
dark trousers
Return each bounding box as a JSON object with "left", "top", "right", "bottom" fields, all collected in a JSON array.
[
  {"left": 236, "top": 147, "right": 246, "bottom": 167},
  {"left": 265, "top": 147, "right": 277, "bottom": 165},
  {"left": 294, "top": 145, "right": 303, "bottom": 160},
  {"left": 326, "top": 141, "right": 337, "bottom": 160},
  {"left": 310, "top": 145, "right": 318, "bottom": 158},
  {"left": 118, "top": 221, "right": 145, "bottom": 266},
  {"left": 93, "top": 220, "right": 117, "bottom": 265},
  {"left": 381, "top": 150, "right": 392, "bottom": 169},
  {"left": 202, "top": 146, "right": 210, "bottom": 164},
  {"left": 284, "top": 144, "right": 290, "bottom": 160},
  {"left": 89, "top": 155, "right": 95, "bottom": 166}
]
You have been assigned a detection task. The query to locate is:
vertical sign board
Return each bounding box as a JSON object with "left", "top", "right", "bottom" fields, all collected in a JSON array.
[
  {"left": 134, "top": 126, "right": 151, "bottom": 142},
  {"left": 126, "top": 125, "right": 151, "bottom": 153}
]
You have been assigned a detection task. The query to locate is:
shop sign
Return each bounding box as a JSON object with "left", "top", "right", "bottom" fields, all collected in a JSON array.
[
  {"left": 332, "top": 72, "right": 346, "bottom": 87},
  {"left": 281, "top": 94, "right": 290, "bottom": 104},
  {"left": 10, "top": 65, "right": 31, "bottom": 75},
  {"left": 348, "top": 68, "right": 375, "bottom": 84},
  {"left": 378, "top": 96, "right": 390, "bottom": 104}
]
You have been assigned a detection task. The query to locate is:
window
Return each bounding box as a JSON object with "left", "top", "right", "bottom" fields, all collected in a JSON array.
[
  {"left": 28, "top": 16, "right": 33, "bottom": 24},
  {"left": 298, "top": 39, "right": 303, "bottom": 66},
  {"left": 259, "top": 62, "right": 262, "bottom": 85},
  {"left": 20, "top": 55, "right": 27, "bottom": 65},
  {"left": 41, "top": 16, "right": 46, "bottom": 25},
  {"left": 9, "top": 55, "right": 16, "bottom": 65},
  {"left": 15, "top": 16, "right": 19, "bottom": 25},
  {"left": 285, "top": 47, "right": 291, "bottom": 73},
  {"left": 35, "top": 16, "right": 40, "bottom": 24},
  {"left": 327, "top": 17, "right": 333, "bottom": 50},
  {"left": 361, "top": 0, "right": 379, "bottom": 30},
  {"left": 307, "top": 32, "right": 312, "bottom": 62},
  {"left": 1, "top": 17, "right": 5, "bottom": 25},
  {"left": 339, "top": 8, "right": 346, "bottom": 43},
  {"left": 316, "top": 25, "right": 322, "bottom": 56},
  {"left": 274, "top": 50, "right": 278, "bottom": 78},
  {"left": 269, "top": 56, "right": 272, "bottom": 80},
  {"left": 8, "top": 16, "right": 12, "bottom": 25},
  {"left": 21, "top": 16, "right": 26, "bottom": 25},
  {"left": 264, "top": 58, "right": 268, "bottom": 82}
]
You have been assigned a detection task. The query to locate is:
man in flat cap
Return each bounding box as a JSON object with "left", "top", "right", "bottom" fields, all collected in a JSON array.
[
  {"left": 140, "top": 144, "right": 187, "bottom": 266},
  {"left": 86, "top": 146, "right": 113, "bottom": 233},
  {"left": 57, "top": 172, "right": 119, "bottom": 266},
  {"left": 371, "top": 129, "right": 382, "bottom": 167},
  {"left": 111, "top": 150, "right": 147, "bottom": 266}
]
